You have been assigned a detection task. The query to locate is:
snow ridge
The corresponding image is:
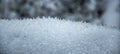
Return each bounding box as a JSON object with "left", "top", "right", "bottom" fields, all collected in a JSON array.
[{"left": 0, "top": 17, "right": 120, "bottom": 54}]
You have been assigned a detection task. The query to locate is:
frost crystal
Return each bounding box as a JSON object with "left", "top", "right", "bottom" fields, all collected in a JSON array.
[{"left": 0, "top": 17, "right": 120, "bottom": 54}]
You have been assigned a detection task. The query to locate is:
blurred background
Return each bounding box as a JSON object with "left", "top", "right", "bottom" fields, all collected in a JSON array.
[{"left": 0, "top": 0, "right": 120, "bottom": 28}]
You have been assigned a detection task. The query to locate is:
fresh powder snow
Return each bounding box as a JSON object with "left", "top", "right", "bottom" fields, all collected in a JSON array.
[{"left": 0, "top": 17, "right": 120, "bottom": 54}]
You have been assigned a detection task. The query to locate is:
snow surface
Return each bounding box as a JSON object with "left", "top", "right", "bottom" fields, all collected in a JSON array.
[{"left": 0, "top": 17, "right": 120, "bottom": 54}]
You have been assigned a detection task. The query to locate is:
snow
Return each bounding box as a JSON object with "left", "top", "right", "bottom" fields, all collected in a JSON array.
[{"left": 0, "top": 17, "right": 120, "bottom": 54}]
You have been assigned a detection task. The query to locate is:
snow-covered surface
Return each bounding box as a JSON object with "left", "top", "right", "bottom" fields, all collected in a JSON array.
[{"left": 0, "top": 17, "right": 120, "bottom": 54}]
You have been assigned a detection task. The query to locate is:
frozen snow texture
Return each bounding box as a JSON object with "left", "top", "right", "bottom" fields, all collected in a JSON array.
[{"left": 0, "top": 17, "right": 120, "bottom": 54}]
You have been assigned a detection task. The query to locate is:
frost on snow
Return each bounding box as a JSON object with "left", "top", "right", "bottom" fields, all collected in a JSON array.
[{"left": 0, "top": 17, "right": 120, "bottom": 54}]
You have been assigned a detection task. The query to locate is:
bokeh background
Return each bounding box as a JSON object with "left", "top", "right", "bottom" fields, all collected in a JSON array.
[{"left": 0, "top": 0, "right": 120, "bottom": 26}]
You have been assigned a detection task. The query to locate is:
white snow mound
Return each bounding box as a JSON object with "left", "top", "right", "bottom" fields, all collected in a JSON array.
[{"left": 0, "top": 17, "right": 120, "bottom": 54}]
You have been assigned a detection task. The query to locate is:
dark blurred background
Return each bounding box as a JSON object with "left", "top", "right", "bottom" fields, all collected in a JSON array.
[{"left": 0, "top": 0, "right": 120, "bottom": 23}]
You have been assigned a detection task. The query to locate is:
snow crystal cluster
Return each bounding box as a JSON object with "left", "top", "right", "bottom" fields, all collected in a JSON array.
[{"left": 0, "top": 17, "right": 120, "bottom": 54}]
